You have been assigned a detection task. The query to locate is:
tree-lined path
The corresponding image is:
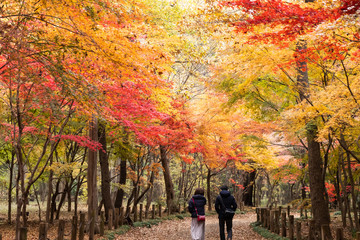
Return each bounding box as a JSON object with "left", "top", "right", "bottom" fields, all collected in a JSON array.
[
  {"left": 118, "top": 213, "right": 265, "bottom": 240},
  {"left": 1, "top": 0, "right": 360, "bottom": 239}
]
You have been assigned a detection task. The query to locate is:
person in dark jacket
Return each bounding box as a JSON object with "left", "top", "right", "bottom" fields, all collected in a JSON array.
[
  {"left": 188, "top": 188, "right": 207, "bottom": 240},
  {"left": 215, "top": 185, "right": 237, "bottom": 240}
]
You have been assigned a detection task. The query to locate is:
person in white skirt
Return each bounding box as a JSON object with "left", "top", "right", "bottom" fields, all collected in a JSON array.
[{"left": 188, "top": 188, "right": 207, "bottom": 240}]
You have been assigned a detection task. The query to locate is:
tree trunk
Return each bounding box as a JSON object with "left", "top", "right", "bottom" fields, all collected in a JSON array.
[
  {"left": 243, "top": 170, "right": 256, "bottom": 206},
  {"left": 296, "top": 37, "right": 331, "bottom": 238},
  {"left": 50, "top": 179, "right": 60, "bottom": 223},
  {"left": 206, "top": 169, "right": 212, "bottom": 210},
  {"left": 307, "top": 123, "right": 331, "bottom": 237},
  {"left": 98, "top": 122, "right": 115, "bottom": 221},
  {"left": 160, "top": 145, "right": 177, "bottom": 213},
  {"left": 7, "top": 151, "right": 15, "bottom": 224},
  {"left": 88, "top": 116, "right": 99, "bottom": 239},
  {"left": 114, "top": 157, "right": 127, "bottom": 209}
]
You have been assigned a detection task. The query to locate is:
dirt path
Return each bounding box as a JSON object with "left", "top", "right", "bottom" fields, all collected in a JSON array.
[{"left": 117, "top": 212, "right": 266, "bottom": 240}]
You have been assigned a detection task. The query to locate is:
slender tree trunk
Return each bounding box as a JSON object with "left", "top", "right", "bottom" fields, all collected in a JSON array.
[
  {"left": 50, "top": 179, "right": 60, "bottom": 223},
  {"left": 115, "top": 157, "right": 127, "bottom": 208},
  {"left": 7, "top": 151, "right": 15, "bottom": 224},
  {"left": 337, "top": 152, "right": 347, "bottom": 227},
  {"left": 98, "top": 122, "right": 114, "bottom": 221},
  {"left": 67, "top": 179, "right": 72, "bottom": 212},
  {"left": 88, "top": 116, "right": 99, "bottom": 239},
  {"left": 160, "top": 145, "right": 177, "bottom": 213},
  {"left": 56, "top": 180, "right": 68, "bottom": 219},
  {"left": 206, "top": 169, "right": 212, "bottom": 210}
]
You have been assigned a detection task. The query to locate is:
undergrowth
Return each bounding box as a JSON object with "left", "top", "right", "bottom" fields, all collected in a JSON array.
[{"left": 250, "top": 222, "right": 290, "bottom": 240}]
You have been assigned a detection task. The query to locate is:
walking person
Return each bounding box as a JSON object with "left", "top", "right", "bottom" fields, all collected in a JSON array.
[
  {"left": 215, "top": 185, "right": 237, "bottom": 240},
  {"left": 188, "top": 188, "right": 207, "bottom": 240}
]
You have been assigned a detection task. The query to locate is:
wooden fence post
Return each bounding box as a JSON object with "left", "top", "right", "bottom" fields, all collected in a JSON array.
[
  {"left": 159, "top": 204, "right": 162, "bottom": 217},
  {"left": 256, "top": 208, "right": 260, "bottom": 222},
  {"left": 39, "top": 222, "right": 47, "bottom": 240},
  {"left": 281, "top": 212, "right": 287, "bottom": 237},
  {"left": 308, "top": 219, "right": 316, "bottom": 240},
  {"left": 270, "top": 210, "right": 275, "bottom": 232},
  {"left": 140, "top": 204, "right": 143, "bottom": 222},
  {"left": 289, "top": 215, "right": 294, "bottom": 240},
  {"left": 115, "top": 208, "right": 119, "bottom": 229},
  {"left": 336, "top": 227, "right": 344, "bottom": 240},
  {"left": 145, "top": 206, "right": 149, "bottom": 219},
  {"left": 296, "top": 221, "right": 302, "bottom": 240},
  {"left": 120, "top": 207, "right": 124, "bottom": 226},
  {"left": 100, "top": 211, "right": 105, "bottom": 236},
  {"left": 58, "top": 220, "right": 65, "bottom": 240},
  {"left": 152, "top": 204, "right": 155, "bottom": 219},
  {"left": 20, "top": 227, "right": 27, "bottom": 240},
  {"left": 267, "top": 209, "right": 271, "bottom": 230},
  {"left": 108, "top": 209, "right": 113, "bottom": 230},
  {"left": 79, "top": 212, "right": 85, "bottom": 240},
  {"left": 275, "top": 210, "right": 280, "bottom": 234},
  {"left": 287, "top": 205, "right": 290, "bottom": 217},
  {"left": 71, "top": 215, "right": 78, "bottom": 240},
  {"left": 134, "top": 205, "right": 138, "bottom": 222},
  {"left": 264, "top": 208, "right": 268, "bottom": 228}
]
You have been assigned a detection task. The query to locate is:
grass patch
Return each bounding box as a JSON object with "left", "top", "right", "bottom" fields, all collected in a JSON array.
[{"left": 250, "top": 222, "right": 289, "bottom": 240}]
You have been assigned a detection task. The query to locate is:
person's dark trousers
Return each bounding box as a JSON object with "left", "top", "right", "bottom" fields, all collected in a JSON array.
[{"left": 219, "top": 217, "right": 233, "bottom": 240}]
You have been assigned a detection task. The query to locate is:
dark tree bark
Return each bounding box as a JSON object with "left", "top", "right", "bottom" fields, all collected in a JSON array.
[
  {"left": 7, "top": 150, "right": 15, "bottom": 224},
  {"left": 88, "top": 116, "right": 99, "bottom": 239},
  {"left": 114, "top": 157, "right": 127, "bottom": 209},
  {"left": 98, "top": 122, "right": 114, "bottom": 220},
  {"left": 160, "top": 145, "right": 177, "bottom": 213},
  {"left": 206, "top": 169, "right": 212, "bottom": 210},
  {"left": 243, "top": 170, "right": 256, "bottom": 206}
]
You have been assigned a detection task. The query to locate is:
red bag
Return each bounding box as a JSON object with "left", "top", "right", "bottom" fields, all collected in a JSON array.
[{"left": 192, "top": 198, "right": 205, "bottom": 222}]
